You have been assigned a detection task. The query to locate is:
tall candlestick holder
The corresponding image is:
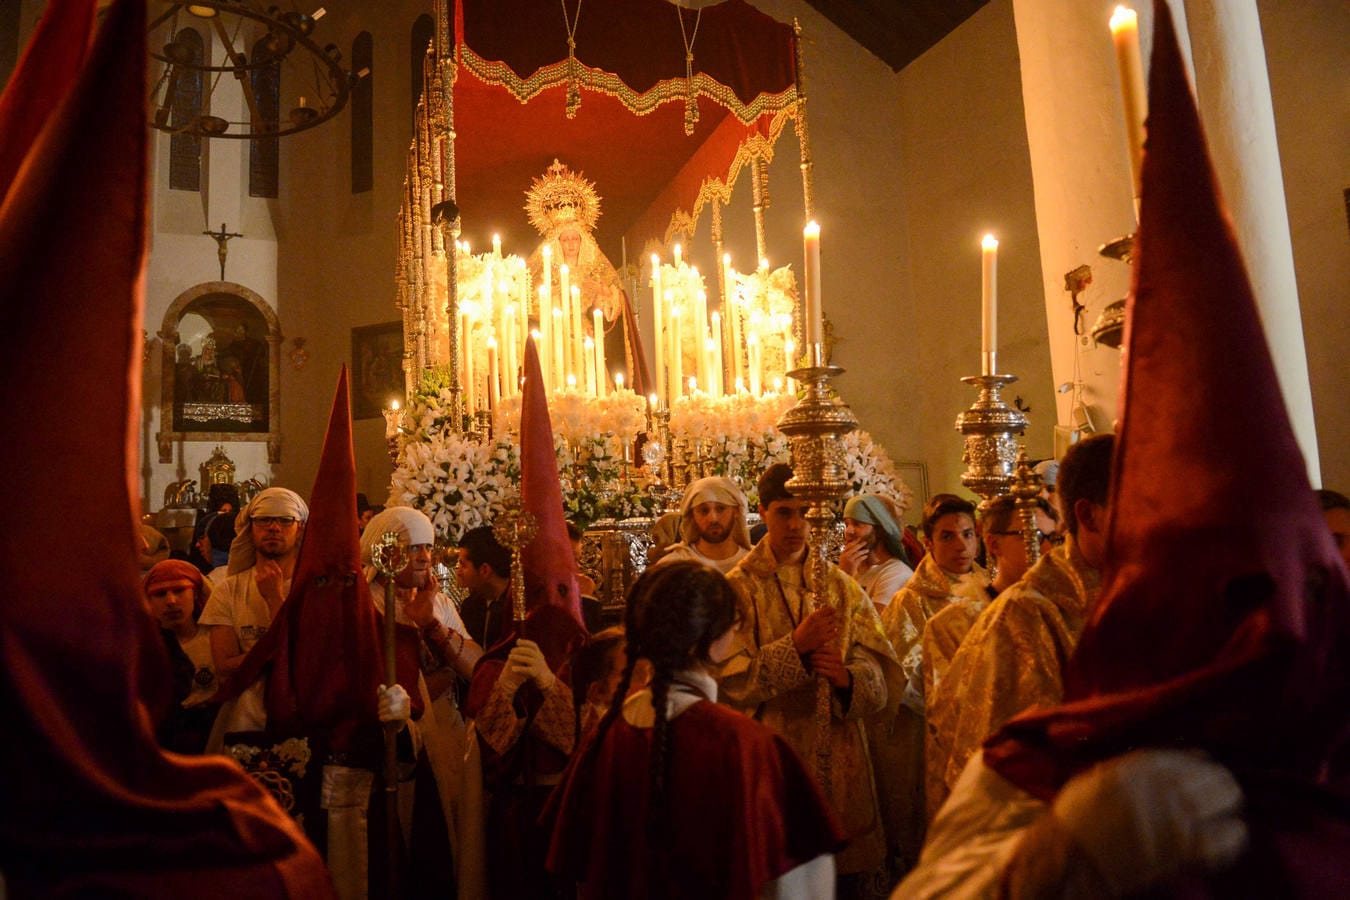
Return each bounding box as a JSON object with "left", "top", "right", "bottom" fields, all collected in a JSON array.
[
  {"left": 1008, "top": 446, "right": 1045, "bottom": 568},
  {"left": 955, "top": 372, "right": 1029, "bottom": 503},
  {"left": 776, "top": 343, "right": 859, "bottom": 794},
  {"left": 492, "top": 496, "right": 539, "bottom": 625}
]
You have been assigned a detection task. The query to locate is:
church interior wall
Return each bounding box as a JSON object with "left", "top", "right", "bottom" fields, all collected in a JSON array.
[{"left": 1257, "top": 0, "right": 1349, "bottom": 493}]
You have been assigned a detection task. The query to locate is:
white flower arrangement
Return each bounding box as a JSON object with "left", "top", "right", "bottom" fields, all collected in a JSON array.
[{"left": 392, "top": 370, "right": 910, "bottom": 536}]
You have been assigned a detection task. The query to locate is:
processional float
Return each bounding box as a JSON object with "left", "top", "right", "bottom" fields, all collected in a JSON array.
[{"left": 389, "top": 0, "right": 871, "bottom": 784}]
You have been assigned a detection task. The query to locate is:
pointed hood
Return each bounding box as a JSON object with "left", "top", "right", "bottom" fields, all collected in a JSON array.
[
  {"left": 518, "top": 335, "right": 587, "bottom": 668},
  {"left": 0, "top": 0, "right": 93, "bottom": 198},
  {"left": 0, "top": 1, "right": 331, "bottom": 894},
  {"left": 224, "top": 367, "right": 421, "bottom": 751},
  {"left": 985, "top": 0, "right": 1350, "bottom": 800}
]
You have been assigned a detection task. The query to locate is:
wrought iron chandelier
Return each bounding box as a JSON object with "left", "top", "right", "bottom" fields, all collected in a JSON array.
[{"left": 148, "top": 2, "right": 360, "bottom": 140}]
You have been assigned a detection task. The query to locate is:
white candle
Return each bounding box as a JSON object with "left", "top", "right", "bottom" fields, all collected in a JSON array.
[
  {"left": 803, "top": 221, "right": 823, "bottom": 347},
  {"left": 981, "top": 234, "right": 999, "bottom": 375},
  {"left": 504, "top": 303, "right": 517, "bottom": 396},
  {"left": 530, "top": 329, "right": 543, "bottom": 393},
  {"left": 615, "top": 372, "right": 625, "bottom": 392},
  {"left": 1110, "top": 6, "right": 1147, "bottom": 210},
  {"left": 704, "top": 337, "right": 719, "bottom": 396},
  {"left": 462, "top": 313, "right": 476, "bottom": 414},
  {"left": 711, "top": 311, "right": 724, "bottom": 396},
  {"left": 651, "top": 254, "right": 665, "bottom": 408},
  {"left": 784, "top": 335, "right": 796, "bottom": 394},
  {"left": 486, "top": 337, "right": 500, "bottom": 410},
  {"left": 670, "top": 304, "right": 683, "bottom": 399},
  {"left": 747, "top": 332, "right": 761, "bottom": 396},
  {"left": 673, "top": 242, "right": 682, "bottom": 267},
  {"left": 571, "top": 285, "right": 584, "bottom": 384},
  {"left": 695, "top": 288, "right": 709, "bottom": 391},
  {"left": 542, "top": 244, "right": 552, "bottom": 312},
  {"left": 492, "top": 232, "right": 502, "bottom": 258},
  {"left": 552, "top": 307, "right": 566, "bottom": 389},
  {"left": 584, "top": 336, "right": 597, "bottom": 396},
  {"left": 593, "top": 307, "right": 607, "bottom": 397},
  {"left": 688, "top": 376, "right": 698, "bottom": 395},
  {"left": 537, "top": 286, "right": 551, "bottom": 391}
]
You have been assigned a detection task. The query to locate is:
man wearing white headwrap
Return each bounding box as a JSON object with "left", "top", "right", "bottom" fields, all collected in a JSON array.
[
  {"left": 839, "top": 493, "right": 914, "bottom": 611},
  {"left": 658, "top": 476, "right": 752, "bottom": 575},
  {"left": 361, "top": 506, "right": 487, "bottom": 897},
  {"left": 199, "top": 486, "right": 308, "bottom": 736}
]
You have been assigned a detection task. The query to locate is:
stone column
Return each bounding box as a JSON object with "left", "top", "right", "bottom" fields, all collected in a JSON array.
[
  {"left": 1010, "top": 0, "right": 1134, "bottom": 445},
  {"left": 1180, "top": 0, "right": 1321, "bottom": 482}
]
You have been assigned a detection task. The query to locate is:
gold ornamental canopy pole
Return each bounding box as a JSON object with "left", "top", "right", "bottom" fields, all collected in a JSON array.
[
  {"left": 369, "top": 531, "right": 408, "bottom": 900},
  {"left": 1008, "top": 446, "right": 1045, "bottom": 569}
]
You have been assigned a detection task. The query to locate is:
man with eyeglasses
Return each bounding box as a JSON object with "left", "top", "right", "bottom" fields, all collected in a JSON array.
[
  {"left": 199, "top": 486, "right": 309, "bottom": 738},
  {"left": 924, "top": 433, "right": 1113, "bottom": 819}
]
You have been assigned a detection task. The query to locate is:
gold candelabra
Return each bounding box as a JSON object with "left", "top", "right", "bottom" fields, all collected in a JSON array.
[
  {"left": 1008, "top": 446, "right": 1045, "bottom": 568},
  {"left": 776, "top": 344, "right": 858, "bottom": 792},
  {"left": 955, "top": 372, "right": 1029, "bottom": 503},
  {"left": 492, "top": 496, "right": 539, "bottom": 624}
]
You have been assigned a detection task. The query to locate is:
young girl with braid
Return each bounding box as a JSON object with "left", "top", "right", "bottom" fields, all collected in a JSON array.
[{"left": 544, "top": 560, "right": 844, "bottom": 898}]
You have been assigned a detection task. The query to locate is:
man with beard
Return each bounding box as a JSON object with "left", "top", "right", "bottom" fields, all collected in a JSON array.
[
  {"left": 199, "top": 485, "right": 308, "bottom": 737},
  {"left": 658, "top": 476, "right": 753, "bottom": 575},
  {"left": 838, "top": 492, "right": 914, "bottom": 611}
]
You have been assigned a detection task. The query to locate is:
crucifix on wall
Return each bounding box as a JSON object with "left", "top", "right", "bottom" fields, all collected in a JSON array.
[{"left": 203, "top": 222, "right": 244, "bottom": 280}]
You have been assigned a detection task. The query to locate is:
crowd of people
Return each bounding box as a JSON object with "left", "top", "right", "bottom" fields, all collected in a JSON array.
[{"left": 136, "top": 442, "right": 1350, "bottom": 898}]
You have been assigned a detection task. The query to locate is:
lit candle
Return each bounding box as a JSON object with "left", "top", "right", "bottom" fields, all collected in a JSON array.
[
  {"left": 688, "top": 376, "right": 698, "bottom": 394},
  {"left": 673, "top": 242, "right": 682, "bottom": 267},
  {"left": 584, "top": 336, "right": 597, "bottom": 396},
  {"left": 803, "top": 221, "right": 823, "bottom": 348},
  {"left": 734, "top": 376, "right": 745, "bottom": 395},
  {"left": 571, "top": 285, "right": 584, "bottom": 383},
  {"left": 670, "top": 304, "right": 683, "bottom": 399},
  {"left": 981, "top": 234, "right": 999, "bottom": 375},
  {"left": 486, "top": 337, "right": 500, "bottom": 410},
  {"left": 651, "top": 254, "right": 665, "bottom": 408},
  {"left": 593, "top": 307, "right": 607, "bottom": 397},
  {"left": 537, "top": 285, "right": 551, "bottom": 391},
  {"left": 1110, "top": 6, "right": 1147, "bottom": 212},
  {"left": 462, "top": 313, "right": 476, "bottom": 414},
  {"left": 747, "top": 332, "right": 762, "bottom": 396},
  {"left": 772, "top": 377, "right": 783, "bottom": 394},
  {"left": 552, "top": 307, "right": 566, "bottom": 389},
  {"left": 615, "top": 372, "right": 625, "bottom": 392},
  {"left": 567, "top": 373, "right": 577, "bottom": 391},
  {"left": 384, "top": 399, "right": 401, "bottom": 439},
  {"left": 542, "top": 244, "right": 552, "bottom": 310},
  {"left": 492, "top": 232, "right": 502, "bottom": 258},
  {"left": 711, "top": 311, "right": 724, "bottom": 396}
]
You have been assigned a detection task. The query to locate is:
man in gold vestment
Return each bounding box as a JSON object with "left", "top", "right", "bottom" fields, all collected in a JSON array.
[
  {"left": 718, "top": 464, "right": 904, "bottom": 881},
  {"left": 872, "top": 494, "right": 989, "bottom": 874},
  {"left": 925, "top": 434, "right": 1113, "bottom": 819}
]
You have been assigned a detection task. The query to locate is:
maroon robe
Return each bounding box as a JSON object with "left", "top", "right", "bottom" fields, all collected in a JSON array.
[{"left": 545, "top": 700, "right": 844, "bottom": 899}]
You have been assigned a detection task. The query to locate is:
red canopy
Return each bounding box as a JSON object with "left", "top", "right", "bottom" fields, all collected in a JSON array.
[{"left": 450, "top": 0, "right": 799, "bottom": 258}]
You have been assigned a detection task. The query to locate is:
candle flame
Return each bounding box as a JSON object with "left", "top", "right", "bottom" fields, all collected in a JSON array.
[
  {"left": 982, "top": 234, "right": 999, "bottom": 250},
  {"left": 1109, "top": 5, "right": 1137, "bottom": 33},
  {"left": 390, "top": 399, "right": 400, "bottom": 411},
  {"left": 804, "top": 220, "right": 820, "bottom": 237}
]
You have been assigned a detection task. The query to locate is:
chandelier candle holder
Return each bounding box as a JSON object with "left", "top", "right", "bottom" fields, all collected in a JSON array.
[
  {"left": 491, "top": 497, "right": 539, "bottom": 624},
  {"left": 1008, "top": 446, "right": 1045, "bottom": 568},
  {"left": 955, "top": 373, "right": 1028, "bottom": 503}
]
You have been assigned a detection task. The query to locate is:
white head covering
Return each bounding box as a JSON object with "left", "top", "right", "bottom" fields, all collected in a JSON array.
[
  {"left": 226, "top": 486, "right": 309, "bottom": 574},
  {"left": 359, "top": 506, "right": 435, "bottom": 581},
  {"left": 678, "top": 476, "right": 751, "bottom": 550}
]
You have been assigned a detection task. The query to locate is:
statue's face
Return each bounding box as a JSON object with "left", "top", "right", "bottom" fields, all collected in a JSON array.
[{"left": 559, "top": 227, "right": 582, "bottom": 263}]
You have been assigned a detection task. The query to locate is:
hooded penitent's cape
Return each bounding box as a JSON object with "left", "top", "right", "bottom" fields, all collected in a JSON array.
[
  {"left": 0, "top": 1, "right": 332, "bottom": 894},
  {"left": 464, "top": 337, "right": 589, "bottom": 762},
  {"left": 220, "top": 367, "right": 424, "bottom": 750},
  {"left": 984, "top": 3, "right": 1350, "bottom": 893}
]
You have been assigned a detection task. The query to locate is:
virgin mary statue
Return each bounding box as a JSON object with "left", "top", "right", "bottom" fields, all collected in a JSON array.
[{"left": 525, "top": 160, "right": 650, "bottom": 394}]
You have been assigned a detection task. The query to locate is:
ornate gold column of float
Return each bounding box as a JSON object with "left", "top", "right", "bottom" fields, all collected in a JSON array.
[{"left": 776, "top": 219, "right": 855, "bottom": 789}]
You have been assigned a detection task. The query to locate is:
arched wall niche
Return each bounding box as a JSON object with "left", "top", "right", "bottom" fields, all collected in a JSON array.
[{"left": 156, "top": 281, "right": 283, "bottom": 464}]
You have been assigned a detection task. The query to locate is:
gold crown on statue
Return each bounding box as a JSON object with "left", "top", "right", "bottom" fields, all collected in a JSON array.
[{"left": 525, "top": 159, "right": 602, "bottom": 237}]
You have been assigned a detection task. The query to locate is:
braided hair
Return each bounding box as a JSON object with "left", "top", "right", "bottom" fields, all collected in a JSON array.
[{"left": 576, "top": 560, "right": 738, "bottom": 877}]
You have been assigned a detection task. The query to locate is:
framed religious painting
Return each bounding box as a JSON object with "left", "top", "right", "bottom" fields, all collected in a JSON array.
[{"left": 351, "top": 322, "right": 405, "bottom": 419}]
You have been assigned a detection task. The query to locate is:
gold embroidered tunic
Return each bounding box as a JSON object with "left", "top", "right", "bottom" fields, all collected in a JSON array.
[
  {"left": 718, "top": 538, "right": 904, "bottom": 875},
  {"left": 924, "top": 535, "right": 1100, "bottom": 820},
  {"left": 873, "top": 554, "right": 989, "bottom": 873}
]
